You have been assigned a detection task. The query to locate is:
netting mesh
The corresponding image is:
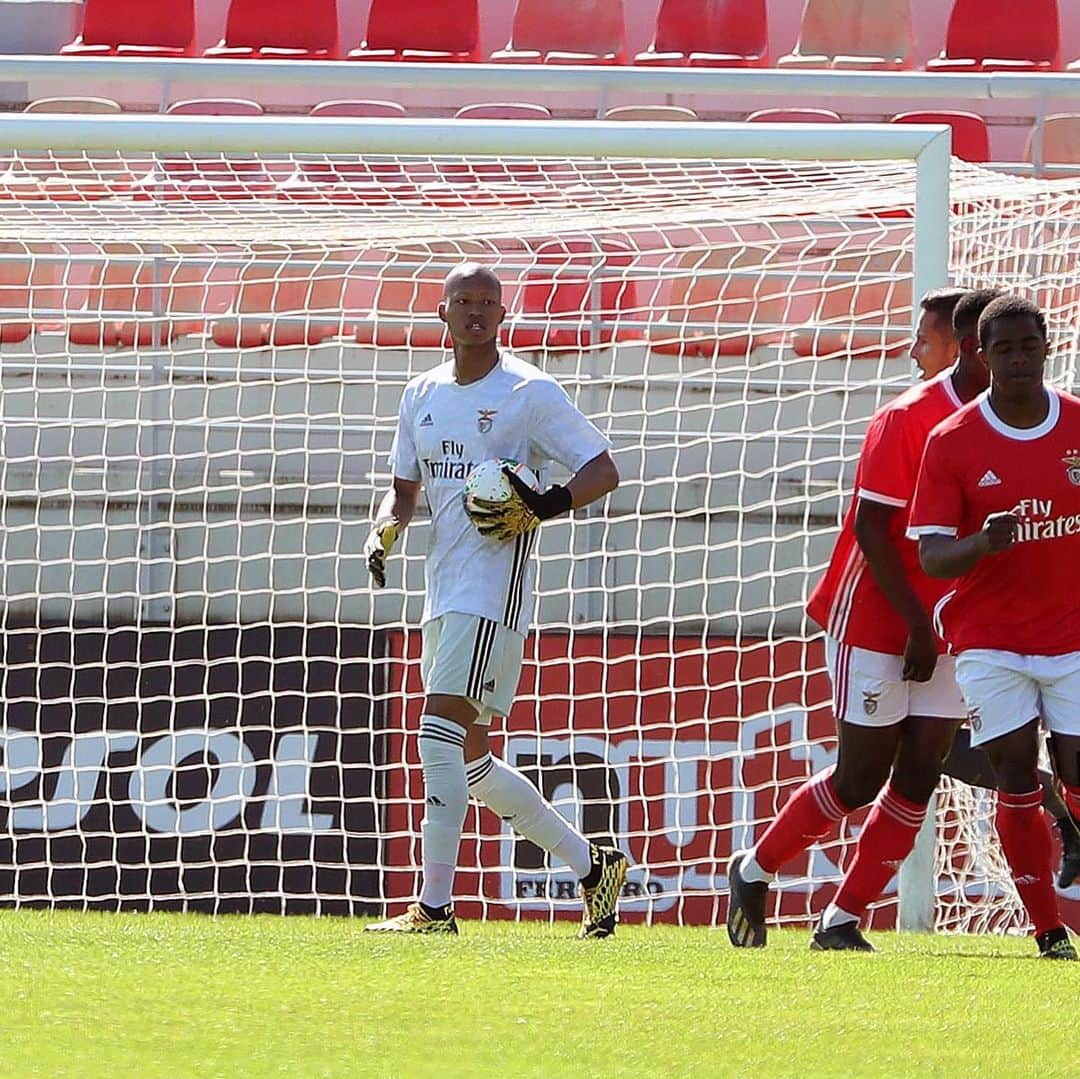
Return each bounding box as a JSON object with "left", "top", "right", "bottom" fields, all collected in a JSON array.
[{"left": 0, "top": 150, "right": 1075, "bottom": 927}]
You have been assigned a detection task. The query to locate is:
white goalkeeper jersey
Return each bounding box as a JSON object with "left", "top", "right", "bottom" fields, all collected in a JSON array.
[{"left": 389, "top": 352, "right": 610, "bottom": 635}]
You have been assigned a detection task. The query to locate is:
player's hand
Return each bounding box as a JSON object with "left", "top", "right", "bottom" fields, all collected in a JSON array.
[
  {"left": 364, "top": 517, "right": 400, "bottom": 588},
  {"left": 502, "top": 467, "right": 573, "bottom": 522},
  {"left": 902, "top": 621, "right": 938, "bottom": 683},
  {"left": 465, "top": 497, "right": 537, "bottom": 542},
  {"left": 982, "top": 511, "right": 1019, "bottom": 553}
]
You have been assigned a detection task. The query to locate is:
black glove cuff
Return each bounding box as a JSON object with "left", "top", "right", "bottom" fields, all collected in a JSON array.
[{"left": 535, "top": 484, "right": 573, "bottom": 521}]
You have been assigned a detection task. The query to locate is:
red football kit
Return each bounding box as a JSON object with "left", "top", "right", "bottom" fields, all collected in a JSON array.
[
  {"left": 807, "top": 369, "right": 962, "bottom": 654},
  {"left": 908, "top": 388, "right": 1080, "bottom": 656}
]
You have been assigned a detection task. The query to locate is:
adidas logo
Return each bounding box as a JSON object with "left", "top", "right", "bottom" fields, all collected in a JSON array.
[
  {"left": 978, "top": 470, "right": 1002, "bottom": 487},
  {"left": 425, "top": 794, "right": 445, "bottom": 807},
  {"left": 482, "top": 679, "right": 496, "bottom": 693},
  {"left": 419, "top": 413, "right": 434, "bottom": 427}
]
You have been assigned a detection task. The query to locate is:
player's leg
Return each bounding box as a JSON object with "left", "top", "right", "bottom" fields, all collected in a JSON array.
[
  {"left": 818, "top": 656, "right": 967, "bottom": 949},
  {"left": 367, "top": 614, "right": 484, "bottom": 934},
  {"left": 817, "top": 716, "right": 959, "bottom": 950},
  {"left": 960, "top": 649, "right": 1074, "bottom": 958},
  {"left": 461, "top": 627, "right": 627, "bottom": 938},
  {"left": 943, "top": 727, "right": 1080, "bottom": 889},
  {"left": 1041, "top": 653, "right": 1080, "bottom": 905},
  {"left": 728, "top": 641, "right": 904, "bottom": 948}
]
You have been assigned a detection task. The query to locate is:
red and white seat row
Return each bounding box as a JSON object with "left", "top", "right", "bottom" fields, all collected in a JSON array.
[{"left": 60, "top": 0, "right": 1067, "bottom": 72}]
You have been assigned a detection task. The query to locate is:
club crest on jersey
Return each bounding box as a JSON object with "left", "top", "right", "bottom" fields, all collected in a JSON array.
[
  {"left": 1063, "top": 451, "right": 1080, "bottom": 486},
  {"left": 477, "top": 409, "right": 497, "bottom": 434},
  {"left": 862, "top": 690, "right": 881, "bottom": 716}
]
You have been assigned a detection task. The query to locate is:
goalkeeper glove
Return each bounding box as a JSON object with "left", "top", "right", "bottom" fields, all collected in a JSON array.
[
  {"left": 502, "top": 466, "right": 573, "bottom": 521},
  {"left": 364, "top": 517, "right": 400, "bottom": 588}
]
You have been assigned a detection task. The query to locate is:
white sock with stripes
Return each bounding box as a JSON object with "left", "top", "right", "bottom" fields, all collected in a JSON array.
[
  {"left": 417, "top": 714, "right": 468, "bottom": 910},
  {"left": 466, "top": 752, "right": 593, "bottom": 879}
]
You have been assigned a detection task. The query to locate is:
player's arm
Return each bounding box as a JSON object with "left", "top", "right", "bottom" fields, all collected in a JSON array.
[
  {"left": 365, "top": 477, "right": 421, "bottom": 588},
  {"left": 854, "top": 409, "right": 937, "bottom": 680},
  {"left": 918, "top": 512, "right": 1018, "bottom": 578},
  {"left": 502, "top": 449, "right": 618, "bottom": 523},
  {"left": 854, "top": 498, "right": 936, "bottom": 681}
]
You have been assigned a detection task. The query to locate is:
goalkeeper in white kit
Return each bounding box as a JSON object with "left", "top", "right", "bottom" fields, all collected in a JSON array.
[{"left": 364, "top": 263, "right": 625, "bottom": 936}]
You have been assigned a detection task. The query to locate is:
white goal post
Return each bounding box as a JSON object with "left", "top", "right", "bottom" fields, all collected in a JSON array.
[{"left": 0, "top": 111, "right": 1053, "bottom": 931}]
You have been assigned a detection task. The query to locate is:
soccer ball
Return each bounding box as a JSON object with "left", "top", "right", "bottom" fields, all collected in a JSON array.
[{"left": 462, "top": 458, "right": 539, "bottom": 537}]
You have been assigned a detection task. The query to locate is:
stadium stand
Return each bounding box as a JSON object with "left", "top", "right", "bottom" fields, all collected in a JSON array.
[
  {"left": 891, "top": 110, "right": 990, "bottom": 163},
  {"left": 649, "top": 245, "right": 791, "bottom": 358},
  {"left": 348, "top": 0, "right": 480, "bottom": 63},
  {"left": 491, "top": 0, "right": 627, "bottom": 65},
  {"left": 211, "top": 255, "right": 347, "bottom": 348},
  {"left": 505, "top": 238, "right": 640, "bottom": 350},
  {"left": 454, "top": 103, "right": 551, "bottom": 120},
  {"left": 633, "top": 0, "right": 769, "bottom": 68},
  {"left": 68, "top": 245, "right": 229, "bottom": 347},
  {"left": 604, "top": 106, "right": 699, "bottom": 121},
  {"left": 778, "top": 0, "right": 913, "bottom": 70},
  {"left": 746, "top": 108, "right": 843, "bottom": 123},
  {"left": 927, "top": 0, "right": 1060, "bottom": 72},
  {"left": 793, "top": 247, "right": 911, "bottom": 359},
  {"left": 0, "top": 243, "right": 57, "bottom": 344},
  {"left": 60, "top": 0, "right": 195, "bottom": 57},
  {"left": 204, "top": 0, "right": 339, "bottom": 61},
  {"left": 311, "top": 101, "right": 409, "bottom": 118}
]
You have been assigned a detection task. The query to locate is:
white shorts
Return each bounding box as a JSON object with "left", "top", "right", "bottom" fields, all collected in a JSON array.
[
  {"left": 421, "top": 612, "right": 525, "bottom": 726},
  {"left": 954, "top": 649, "right": 1080, "bottom": 747},
  {"left": 826, "top": 637, "right": 966, "bottom": 727}
]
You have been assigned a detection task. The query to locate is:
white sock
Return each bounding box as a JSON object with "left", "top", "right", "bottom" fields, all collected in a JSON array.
[
  {"left": 466, "top": 752, "right": 593, "bottom": 879},
  {"left": 739, "top": 850, "right": 775, "bottom": 885},
  {"left": 821, "top": 902, "right": 859, "bottom": 931},
  {"left": 417, "top": 714, "right": 468, "bottom": 909}
]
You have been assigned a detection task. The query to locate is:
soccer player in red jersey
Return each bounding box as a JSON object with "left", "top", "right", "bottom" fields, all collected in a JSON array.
[
  {"left": 726, "top": 287, "right": 1000, "bottom": 952},
  {"left": 909, "top": 295, "right": 1080, "bottom": 960}
]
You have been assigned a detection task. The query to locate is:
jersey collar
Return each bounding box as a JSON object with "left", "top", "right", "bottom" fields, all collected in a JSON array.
[{"left": 977, "top": 386, "right": 1059, "bottom": 441}]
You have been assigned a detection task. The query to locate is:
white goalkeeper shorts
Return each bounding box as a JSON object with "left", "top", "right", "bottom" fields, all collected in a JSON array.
[
  {"left": 825, "top": 637, "right": 966, "bottom": 728},
  {"left": 955, "top": 649, "right": 1080, "bottom": 747},
  {"left": 421, "top": 612, "right": 525, "bottom": 726}
]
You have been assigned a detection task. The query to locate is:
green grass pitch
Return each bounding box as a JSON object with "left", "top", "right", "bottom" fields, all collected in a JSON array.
[{"left": 0, "top": 911, "right": 1074, "bottom": 1078}]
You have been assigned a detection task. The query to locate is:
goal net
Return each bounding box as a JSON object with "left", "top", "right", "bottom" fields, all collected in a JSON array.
[{"left": 0, "top": 117, "right": 1074, "bottom": 930}]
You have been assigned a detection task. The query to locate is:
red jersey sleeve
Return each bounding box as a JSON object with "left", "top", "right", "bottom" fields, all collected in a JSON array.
[
  {"left": 858, "top": 407, "right": 920, "bottom": 508},
  {"left": 907, "top": 429, "right": 962, "bottom": 539}
]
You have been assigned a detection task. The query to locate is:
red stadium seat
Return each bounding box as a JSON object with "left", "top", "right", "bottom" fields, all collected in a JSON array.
[
  {"left": 212, "top": 255, "right": 347, "bottom": 348},
  {"left": 891, "top": 111, "right": 990, "bottom": 163},
  {"left": 61, "top": 0, "right": 195, "bottom": 57},
  {"left": 204, "top": 0, "right": 338, "bottom": 60},
  {"left": 348, "top": 0, "right": 480, "bottom": 62},
  {"left": 505, "top": 239, "right": 640, "bottom": 350},
  {"left": 492, "top": 0, "right": 626, "bottom": 65},
  {"left": 68, "top": 246, "right": 234, "bottom": 347},
  {"left": 778, "top": 0, "right": 912, "bottom": 70},
  {"left": 604, "top": 106, "right": 699, "bottom": 121},
  {"left": 455, "top": 103, "right": 552, "bottom": 120},
  {"left": 157, "top": 100, "right": 273, "bottom": 199},
  {"left": 650, "top": 246, "right": 794, "bottom": 358},
  {"left": 0, "top": 244, "right": 59, "bottom": 344},
  {"left": 1025, "top": 114, "right": 1080, "bottom": 166},
  {"left": 928, "top": 0, "right": 1059, "bottom": 72},
  {"left": 310, "top": 101, "right": 408, "bottom": 118},
  {"left": 746, "top": 109, "right": 842, "bottom": 123},
  {"left": 793, "top": 247, "right": 912, "bottom": 359},
  {"left": 635, "top": 0, "right": 768, "bottom": 68}
]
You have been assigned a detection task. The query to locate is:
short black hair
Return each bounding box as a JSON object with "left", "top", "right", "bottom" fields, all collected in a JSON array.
[
  {"left": 953, "top": 287, "right": 1007, "bottom": 341},
  {"left": 977, "top": 294, "right": 1048, "bottom": 349},
  {"left": 919, "top": 287, "right": 968, "bottom": 325}
]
